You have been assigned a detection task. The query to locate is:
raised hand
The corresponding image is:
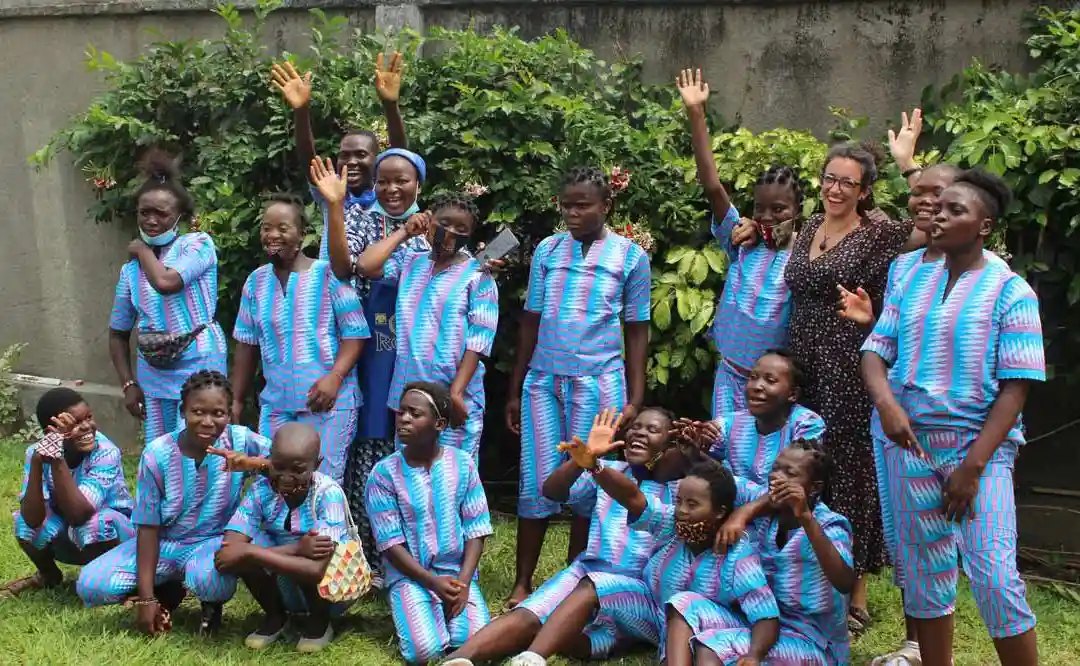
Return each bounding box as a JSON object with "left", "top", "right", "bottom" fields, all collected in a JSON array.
[
  {"left": 309, "top": 156, "right": 348, "bottom": 205},
  {"left": 47, "top": 412, "right": 79, "bottom": 439},
  {"left": 586, "top": 408, "right": 623, "bottom": 453},
  {"left": 557, "top": 436, "right": 598, "bottom": 471},
  {"left": 374, "top": 52, "right": 405, "bottom": 103},
  {"left": 404, "top": 211, "right": 432, "bottom": 238},
  {"left": 888, "top": 108, "right": 923, "bottom": 170},
  {"left": 676, "top": 68, "right": 710, "bottom": 108},
  {"left": 836, "top": 284, "right": 873, "bottom": 327},
  {"left": 271, "top": 61, "right": 313, "bottom": 110}
]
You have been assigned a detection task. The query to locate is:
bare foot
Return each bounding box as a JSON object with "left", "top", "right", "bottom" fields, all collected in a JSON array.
[
  {"left": 0, "top": 571, "right": 62, "bottom": 598},
  {"left": 505, "top": 583, "right": 531, "bottom": 610}
]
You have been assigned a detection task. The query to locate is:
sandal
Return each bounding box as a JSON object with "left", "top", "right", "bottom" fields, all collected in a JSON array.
[
  {"left": 0, "top": 573, "right": 58, "bottom": 598},
  {"left": 871, "top": 642, "right": 922, "bottom": 666}
]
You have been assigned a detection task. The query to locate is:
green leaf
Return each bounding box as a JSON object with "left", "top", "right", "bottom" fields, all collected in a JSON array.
[
  {"left": 702, "top": 245, "right": 728, "bottom": 275},
  {"left": 676, "top": 287, "right": 693, "bottom": 321},
  {"left": 689, "top": 254, "right": 709, "bottom": 285},
  {"left": 1038, "top": 170, "right": 1058, "bottom": 185},
  {"left": 1069, "top": 274, "right": 1080, "bottom": 306},
  {"left": 690, "top": 299, "right": 715, "bottom": 334},
  {"left": 655, "top": 349, "right": 671, "bottom": 368},
  {"left": 670, "top": 348, "right": 687, "bottom": 368},
  {"left": 655, "top": 365, "right": 669, "bottom": 386},
  {"left": 653, "top": 299, "right": 672, "bottom": 331},
  {"left": 665, "top": 247, "right": 689, "bottom": 264}
]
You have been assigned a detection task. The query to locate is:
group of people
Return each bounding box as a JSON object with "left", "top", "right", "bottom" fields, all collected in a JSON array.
[{"left": 2, "top": 54, "right": 1043, "bottom": 666}]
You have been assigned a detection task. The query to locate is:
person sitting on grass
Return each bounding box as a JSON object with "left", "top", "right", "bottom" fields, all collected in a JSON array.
[
  {"left": 2, "top": 388, "right": 134, "bottom": 597},
  {"left": 214, "top": 422, "right": 353, "bottom": 653},
  {"left": 364, "top": 381, "right": 493, "bottom": 664},
  {"left": 76, "top": 370, "right": 271, "bottom": 636}
]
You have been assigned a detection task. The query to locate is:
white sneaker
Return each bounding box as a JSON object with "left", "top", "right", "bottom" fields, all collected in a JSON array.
[
  {"left": 244, "top": 626, "right": 284, "bottom": 650},
  {"left": 441, "top": 660, "right": 475, "bottom": 666},
  {"left": 509, "top": 652, "right": 547, "bottom": 666}
]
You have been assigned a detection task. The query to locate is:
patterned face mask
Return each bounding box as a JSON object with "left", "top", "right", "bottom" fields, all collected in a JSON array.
[
  {"left": 758, "top": 218, "right": 795, "bottom": 250},
  {"left": 674, "top": 518, "right": 714, "bottom": 545}
]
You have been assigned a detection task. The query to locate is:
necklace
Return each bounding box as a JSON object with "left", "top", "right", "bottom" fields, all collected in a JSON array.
[{"left": 819, "top": 217, "right": 855, "bottom": 251}]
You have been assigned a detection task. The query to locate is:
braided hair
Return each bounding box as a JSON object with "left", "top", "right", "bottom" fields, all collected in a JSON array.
[
  {"left": 755, "top": 164, "right": 805, "bottom": 209},
  {"left": 760, "top": 348, "right": 807, "bottom": 396},
  {"left": 954, "top": 168, "right": 1012, "bottom": 221},
  {"left": 262, "top": 193, "right": 309, "bottom": 235},
  {"left": 562, "top": 166, "right": 611, "bottom": 201},
  {"left": 824, "top": 141, "right": 883, "bottom": 214},
  {"left": 402, "top": 381, "right": 452, "bottom": 421},
  {"left": 790, "top": 438, "right": 832, "bottom": 503},
  {"left": 180, "top": 370, "right": 233, "bottom": 409},
  {"left": 135, "top": 148, "right": 195, "bottom": 219},
  {"left": 686, "top": 458, "right": 737, "bottom": 515},
  {"left": 429, "top": 192, "right": 482, "bottom": 232}
]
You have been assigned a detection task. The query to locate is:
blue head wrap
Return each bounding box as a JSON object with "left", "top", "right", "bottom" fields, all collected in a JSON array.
[{"left": 374, "top": 149, "right": 426, "bottom": 184}]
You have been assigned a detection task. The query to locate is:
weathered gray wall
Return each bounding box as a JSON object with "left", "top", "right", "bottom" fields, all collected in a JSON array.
[{"left": 0, "top": 0, "right": 1062, "bottom": 446}]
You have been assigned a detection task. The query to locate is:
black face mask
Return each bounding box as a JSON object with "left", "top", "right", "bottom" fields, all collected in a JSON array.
[{"left": 431, "top": 225, "right": 469, "bottom": 257}]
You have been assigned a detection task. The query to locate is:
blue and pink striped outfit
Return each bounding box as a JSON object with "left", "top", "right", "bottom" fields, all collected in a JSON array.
[
  {"left": 14, "top": 432, "right": 134, "bottom": 557},
  {"left": 233, "top": 260, "right": 371, "bottom": 483},
  {"left": 225, "top": 471, "right": 354, "bottom": 614},
  {"left": 365, "top": 446, "right": 493, "bottom": 663},
  {"left": 708, "top": 404, "right": 825, "bottom": 486},
  {"left": 76, "top": 425, "right": 271, "bottom": 606},
  {"left": 518, "top": 461, "right": 679, "bottom": 658},
  {"left": 709, "top": 205, "right": 793, "bottom": 417},
  {"left": 750, "top": 501, "right": 854, "bottom": 665},
  {"left": 380, "top": 248, "right": 499, "bottom": 459},
  {"left": 518, "top": 231, "right": 651, "bottom": 519},
  {"left": 861, "top": 252, "right": 1044, "bottom": 638},
  {"left": 109, "top": 232, "right": 228, "bottom": 443},
  {"left": 626, "top": 494, "right": 780, "bottom": 661},
  {"left": 314, "top": 185, "right": 375, "bottom": 261}
]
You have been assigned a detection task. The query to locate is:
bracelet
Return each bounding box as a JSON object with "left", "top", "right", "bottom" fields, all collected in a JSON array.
[
  {"left": 901, "top": 167, "right": 922, "bottom": 179},
  {"left": 132, "top": 597, "right": 158, "bottom": 606},
  {"left": 121, "top": 380, "right": 139, "bottom": 393},
  {"left": 587, "top": 460, "right": 605, "bottom": 476},
  {"left": 330, "top": 370, "right": 346, "bottom": 383}
]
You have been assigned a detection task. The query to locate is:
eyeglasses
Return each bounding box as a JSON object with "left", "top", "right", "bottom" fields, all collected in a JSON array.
[{"left": 821, "top": 174, "right": 861, "bottom": 192}]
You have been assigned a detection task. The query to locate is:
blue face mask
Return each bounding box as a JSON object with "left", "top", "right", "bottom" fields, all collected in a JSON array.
[
  {"left": 370, "top": 199, "right": 420, "bottom": 221},
  {"left": 140, "top": 216, "right": 181, "bottom": 247}
]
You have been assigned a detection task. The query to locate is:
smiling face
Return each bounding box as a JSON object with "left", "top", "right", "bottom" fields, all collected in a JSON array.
[
  {"left": 375, "top": 156, "right": 420, "bottom": 217},
  {"left": 267, "top": 423, "right": 320, "bottom": 502},
  {"left": 260, "top": 202, "right": 304, "bottom": 260},
  {"left": 930, "top": 184, "right": 992, "bottom": 254},
  {"left": 62, "top": 402, "right": 98, "bottom": 454},
  {"left": 395, "top": 389, "right": 445, "bottom": 447},
  {"left": 745, "top": 353, "right": 798, "bottom": 419},
  {"left": 820, "top": 157, "right": 865, "bottom": 218},
  {"left": 559, "top": 182, "right": 610, "bottom": 240},
  {"left": 137, "top": 189, "right": 181, "bottom": 238},
  {"left": 181, "top": 385, "right": 230, "bottom": 449},
  {"left": 909, "top": 166, "right": 958, "bottom": 233},
  {"left": 623, "top": 409, "right": 673, "bottom": 466},
  {"left": 339, "top": 133, "right": 379, "bottom": 192}
]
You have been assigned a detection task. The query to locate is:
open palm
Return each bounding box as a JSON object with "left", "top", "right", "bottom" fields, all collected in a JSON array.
[
  {"left": 375, "top": 52, "right": 405, "bottom": 102},
  {"left": 676, "top": 67, "right": 710, "bottom": 108},
  {"left": 271, "top": 61, "right": 312, "bottom": 110}
]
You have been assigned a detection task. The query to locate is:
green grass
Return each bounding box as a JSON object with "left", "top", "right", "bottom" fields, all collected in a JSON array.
[{"left": 0, "top": 439, "right": 1077, "bottom": 665}]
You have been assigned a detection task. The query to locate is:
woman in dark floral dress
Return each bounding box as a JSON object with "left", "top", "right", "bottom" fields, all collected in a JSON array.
[{"left": 784, "top": 142, "right": 914, "bottom": 632}]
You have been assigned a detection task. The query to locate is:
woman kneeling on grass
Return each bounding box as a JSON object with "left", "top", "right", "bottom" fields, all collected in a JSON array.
[{"left": 2, "top": 388, "right": 134, "bottom": 597}]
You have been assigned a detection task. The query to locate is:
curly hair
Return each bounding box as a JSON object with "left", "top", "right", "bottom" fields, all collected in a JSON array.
[
  {"left": 180, "top": 370, "right": 233, "bottom": 409},
  {"left": 755, "top": 164, "right": 805, "bottom": 209},
  {"left": 562, "top": 166, "right": 612, "bottom": 201}
]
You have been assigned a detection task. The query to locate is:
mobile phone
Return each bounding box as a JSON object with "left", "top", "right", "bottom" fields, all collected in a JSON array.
[{"left": 475, "top": 227, "right": 520, "bottom": 263}]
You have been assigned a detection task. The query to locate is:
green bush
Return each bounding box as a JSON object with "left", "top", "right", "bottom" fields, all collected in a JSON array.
[
  {"left": 920, "top": 6, "right": 1080, "bottom": 381},
  {"left": 33, "top": 0, "right": 911, "bottom": 417}
]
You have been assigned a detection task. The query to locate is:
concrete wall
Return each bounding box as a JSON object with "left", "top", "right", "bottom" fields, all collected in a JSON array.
[{"left": 0, "top": 0, "right": 1063, "bottom": 447}]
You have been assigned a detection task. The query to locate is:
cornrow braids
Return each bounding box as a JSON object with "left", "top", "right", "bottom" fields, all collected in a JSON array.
[
  {"left": 755, "top": 164, "right": 805, "bottom": 209},
  {"left": 686, "top": 458, "right": 737, "bottom": 515},
  {"left": 263, "top": 193, "right": 309, "bottom": 235},
  {"left": 790, "top": 438, "right": 832, "bottom": 494},
  {"left": 180, "top": 370, "right": 233, "bottom": 409},
  {"left": 562, "top": 166, "right": 611, "bottom": 201},
  {"left": 402, "top": 381, "right": 452, "bottom": 421},
  {"left": 429, "top": 192, "right": 482, "bottom": 229}
]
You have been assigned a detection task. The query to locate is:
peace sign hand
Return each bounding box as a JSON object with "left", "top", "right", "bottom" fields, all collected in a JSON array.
[
  {"left": 271, "top": 61, "right": 313, "bottom": 110},
  {"left": 375, "top": 52, "right": 405, "bottom": 103}
]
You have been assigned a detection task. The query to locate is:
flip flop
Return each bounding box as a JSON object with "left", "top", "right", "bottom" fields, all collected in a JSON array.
[
  {"left": 0, "top": 573, "right": 56, "bottom": 598},
  {"left": 847, "top": 605, "right": 872, "bottom": 637}
]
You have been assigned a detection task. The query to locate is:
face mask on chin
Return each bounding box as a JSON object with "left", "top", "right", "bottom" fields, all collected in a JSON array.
[{"left": 141, "top": 215, "right": 182, "bottom": 247}]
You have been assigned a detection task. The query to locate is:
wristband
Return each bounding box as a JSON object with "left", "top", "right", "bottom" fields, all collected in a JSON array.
[
  {"left": 121, "top": 380, "right": 139, "bottom": 393},
  {"left": 587, "top": 460, "right": 606, "bottom": 476},
  {"left": 901, "top": 167, "right": 922, "bottom": 179},
  {"left": 132, "top": 597, "right": 158, "bottom": 606}
]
